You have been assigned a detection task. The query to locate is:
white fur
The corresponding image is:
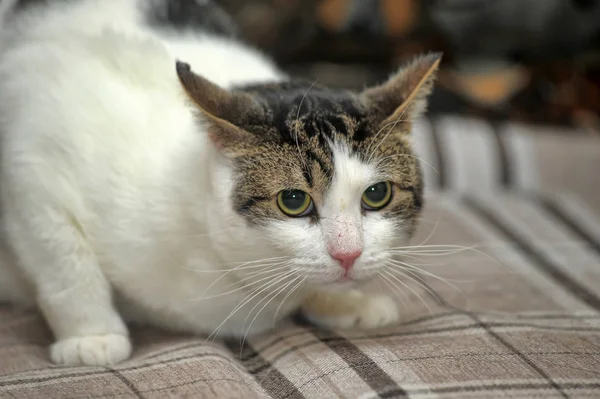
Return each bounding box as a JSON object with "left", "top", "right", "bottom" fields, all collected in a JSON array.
[{"left": 0, "top": 0, "right": 406, "bottom": 366}]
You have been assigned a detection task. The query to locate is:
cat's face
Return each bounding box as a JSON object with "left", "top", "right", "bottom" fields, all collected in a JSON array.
[{"left": 177, "top": 54, "right": 440, "bottom": 288}]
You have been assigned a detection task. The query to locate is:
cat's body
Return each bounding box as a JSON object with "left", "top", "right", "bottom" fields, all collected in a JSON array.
[
  {"left": 0, "top": 0, "right": 439, "bottom": 366},
  {"left": 0, "top": 0, "right": 290, "bottom": 334}
]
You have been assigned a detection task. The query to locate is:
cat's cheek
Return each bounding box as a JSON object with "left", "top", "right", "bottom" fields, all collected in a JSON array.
[
  {"left": 262, "top": 218, "right": 326, "bottom": 258},
  {"left": 361, "top": 214, "right": 401, "bottom": 256}
]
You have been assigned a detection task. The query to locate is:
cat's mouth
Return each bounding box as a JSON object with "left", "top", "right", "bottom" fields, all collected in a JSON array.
[
  {"left": 297, "top": 260, "right": 380, "bottom": 287},
  {"left": 318, "top": 270, "right": 373, "bottom": 289},
  {"left": 320, "top": 279, "right": 358, "bottom": 292}
]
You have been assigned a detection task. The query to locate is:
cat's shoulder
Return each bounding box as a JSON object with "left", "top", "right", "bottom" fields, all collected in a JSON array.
[{"left": 1, "top": 0, "right": 283, "bottom": 89}]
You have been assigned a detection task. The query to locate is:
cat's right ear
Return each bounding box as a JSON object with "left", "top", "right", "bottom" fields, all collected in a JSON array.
[{"left": 176, "top": 61, "right": 261, "bottom": 155}]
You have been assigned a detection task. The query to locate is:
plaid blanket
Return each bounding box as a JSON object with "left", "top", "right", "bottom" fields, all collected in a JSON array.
[{"left": 1, "top": 117, "right": 600, "bottom": 398}]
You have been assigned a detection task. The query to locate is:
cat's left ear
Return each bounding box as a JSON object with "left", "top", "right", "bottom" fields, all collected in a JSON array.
[
  {"left": 361, "top": 53, "right": 442, "bottom": 127},
  {"left": 176, "top": 61, "right": 263, "bottom": 155}
]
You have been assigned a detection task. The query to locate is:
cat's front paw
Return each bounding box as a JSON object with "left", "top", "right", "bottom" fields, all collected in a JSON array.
[
  {"left": 50, "top": 334, "right": 132, "bottom": 366},
  {"left": 303, "top": 291, "right": 399, "bottom": 330}
]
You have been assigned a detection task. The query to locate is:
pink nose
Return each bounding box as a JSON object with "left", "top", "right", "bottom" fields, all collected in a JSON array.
[{"left": 329, "top": 250, "right": 362, "bottom": 271}]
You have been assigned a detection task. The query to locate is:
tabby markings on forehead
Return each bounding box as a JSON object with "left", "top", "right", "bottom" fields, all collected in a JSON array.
[{"left": 224, "top": 68, "right": 434, "bottom": 223}]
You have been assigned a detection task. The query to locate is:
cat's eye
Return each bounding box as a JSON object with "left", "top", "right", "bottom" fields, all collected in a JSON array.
[
  {"left": 277, "top": 189, "right": 314, "bottom": 217},
  {"left": 361, "top": 181, "right": 393, "bottom": 210}
]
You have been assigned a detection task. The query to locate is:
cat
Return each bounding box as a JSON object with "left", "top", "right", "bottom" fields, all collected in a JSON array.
[{"left": 0, "top": 0, "right": 440, "bottom": 366}]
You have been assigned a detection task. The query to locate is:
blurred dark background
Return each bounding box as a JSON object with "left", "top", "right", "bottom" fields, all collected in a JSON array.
[
  {"left": 215, "top": 0, "right": 600, "bottom": 132},
  {"left": 16, "top": 0, "right": 600, "bottom": 131}
]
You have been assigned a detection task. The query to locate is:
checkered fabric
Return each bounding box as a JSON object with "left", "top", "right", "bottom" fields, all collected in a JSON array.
[{"left": 1, "top": 117, "right": 600, "bottom": 398}]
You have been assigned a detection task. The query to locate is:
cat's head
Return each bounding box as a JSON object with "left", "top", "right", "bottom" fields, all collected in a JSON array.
[{"left": 177, "top": 54, "right": 440, "bottom": 288}]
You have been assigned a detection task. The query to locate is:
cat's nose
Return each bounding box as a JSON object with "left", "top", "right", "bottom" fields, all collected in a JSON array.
[{"left": 329, "top": 250, "right": 362, "bottom": 271}]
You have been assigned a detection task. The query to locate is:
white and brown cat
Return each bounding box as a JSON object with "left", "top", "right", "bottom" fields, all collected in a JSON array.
[{"left": 0, "top": 0, "right": 440, "bottom": 366}]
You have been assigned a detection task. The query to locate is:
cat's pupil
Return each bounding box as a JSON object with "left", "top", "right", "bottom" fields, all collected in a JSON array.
[
  {"left": 281, "top": 190, "right": 306, "bottom": 210},
  {"left": 364, "top": 183, "right": 388, "bottom": 203}
]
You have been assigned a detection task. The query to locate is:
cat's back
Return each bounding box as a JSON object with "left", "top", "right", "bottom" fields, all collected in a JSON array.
[
  {"left": 1, "top": 0, "right": 283, "bottom": 87},
  {"left": 0, "top": 2, "right": 193, "bottom": 201},
  {"left": 0, "top": 0, "right": 283, "bottom": 237},
  {"left": 0, "top": 0, "right": 282, "bottom": 190}
]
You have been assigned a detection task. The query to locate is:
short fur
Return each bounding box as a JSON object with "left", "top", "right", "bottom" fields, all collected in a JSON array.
[{"left": 0, "top": 0, "right": 440, "bottom": 366}]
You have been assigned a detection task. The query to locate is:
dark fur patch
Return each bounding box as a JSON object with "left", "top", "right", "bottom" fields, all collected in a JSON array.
[
  {"left": 237, "top": 81, "right": 374, "bottom": 144},
  {"left": 146, "top": 0, "right": 238, "bottom": 38}
]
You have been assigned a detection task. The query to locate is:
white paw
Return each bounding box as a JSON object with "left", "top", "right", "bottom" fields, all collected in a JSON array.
[
  {"left": 307, "top": 294, "right": 399, "bottom": 330},
  {"left": 50, "top": 334, "right": 132, "bottom": 366},
  {"left": 352, "top": 295, "right": 399, "bottom": 329}
]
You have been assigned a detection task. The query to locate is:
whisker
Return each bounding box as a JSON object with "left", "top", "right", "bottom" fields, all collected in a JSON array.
[
  {"left": 381, "top": 268, "right": 433, "bottom": 314},
  {"left": 389, "top": 244, "right": 496, "bottom": 259},
  {"left": 374, "top": 153, "right": 440, "bottom": 175},
  {"left": 413, "top": 207, "right": 444, "bottom": 248},
  {"left": 390, "top": 249, "right": 473, "bottom": 256},
  {"left": 197, "top": 260, "right": 292, "bottom": 298},
  {"left": 388, "top": 258, "right": 471, "bottom": 284},
  {"left": 240, "top": 274, "right": 302, "bottom": 349},
  {"left": 191, "top": 266, "right": 291, "bottom": 300},
  {"left": 395, "top": 257, "right": 445, "bottom": 268},
  {"left": 385, "top": 264, "right": 444, "bottom": 304},
  {"left": 394, "top": 246, "right": 505, "bottom": 270},
  {"left": 390, "top": 244, "right": 486, "bottom": 250},
  {"left": 364, "top": 119, "right": 403, "bottom": 160},
  {"left": 273, "top": 276, "right": 306, "bottom": 324},
  {"left": 293, "top": 79, "right": 318, "bottom": 172},
  {"left": 204, "top": 264, "right": 293, "bottom": 295},
  {"left": 393, "top": 253, "right": 431, "bottom": 263},
  {"left": 367, "top": 117, "right": 409, "bottom": 165},
  {"left": 204, "top": 270, "right": 297, "bottom": 342},
  {"left": 377, "top": 271, "right": 409, "bottom": 308},
  {"left": 224, "top": 256, "right": 290, "bottom": 266},
  {"left": 367, "top": 92, "right": 417, "bottom": 163},
  {"left": 386, "top": 260, "right": 470, "bottom": 303},
  {"left": 186, "top": 259, "right": 289, "bottom": 273}
]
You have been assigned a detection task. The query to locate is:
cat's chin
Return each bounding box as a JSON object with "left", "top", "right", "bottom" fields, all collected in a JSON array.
[{"left": 315, "top": 279, "right": 359, "bottom": 293}]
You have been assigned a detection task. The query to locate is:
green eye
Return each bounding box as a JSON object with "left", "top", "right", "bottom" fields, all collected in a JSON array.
[
  {"left": 362, "top": 181, "right": 393, "bottom": 210},
  {"left": 277, "top": 190, "right": 313, "bottom": 217}
]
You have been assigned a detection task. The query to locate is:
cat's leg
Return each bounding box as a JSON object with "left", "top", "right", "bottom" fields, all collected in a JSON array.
[
  {"left": 3, "top": 210, "right": 131, "bottom": 366},
  {"left": 301, "top": 289, "right": 399, "bottom": 330}
]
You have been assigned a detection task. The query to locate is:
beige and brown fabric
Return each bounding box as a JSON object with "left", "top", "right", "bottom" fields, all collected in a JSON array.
[{"left": 2, "top": 117, "right": 600, "bottom": 398}]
